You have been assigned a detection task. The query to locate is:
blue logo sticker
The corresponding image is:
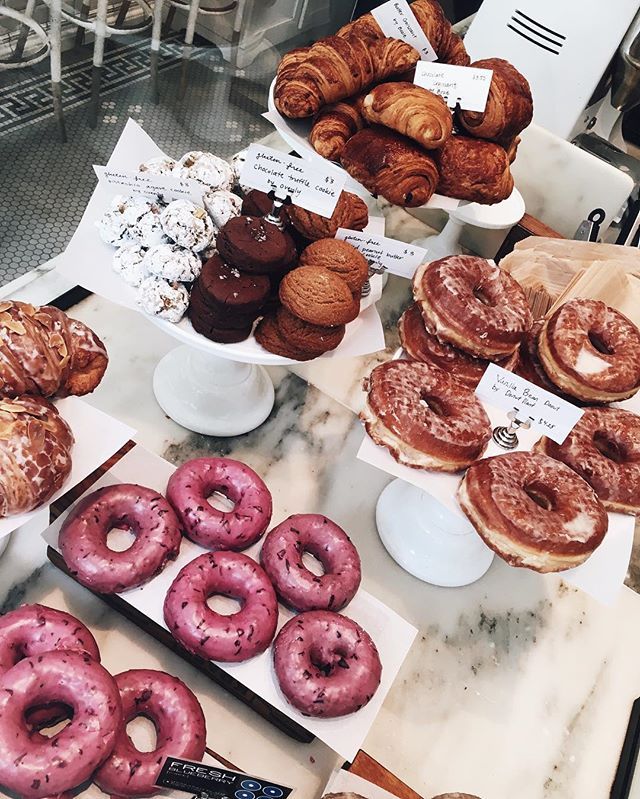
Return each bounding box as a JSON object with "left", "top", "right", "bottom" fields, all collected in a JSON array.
[
  {"left": 240, "top": 781, "right": 262, "bottom": 791},
  {"left": 263, "top": 789, "right": 284, "bottom": 798}
]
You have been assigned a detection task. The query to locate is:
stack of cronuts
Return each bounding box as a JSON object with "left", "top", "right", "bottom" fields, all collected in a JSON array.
[
  {"left": 0, "top": 603, "right": 206, "bottom": 799},
  {"left": 274, "top": 0, "right": 533, "bottom": 206},
  {"left": 362, "top": 253, "right": 640, "bottom": 574},
  {"left": 58, "top": 456, "right": 383, "bottom": 719}
]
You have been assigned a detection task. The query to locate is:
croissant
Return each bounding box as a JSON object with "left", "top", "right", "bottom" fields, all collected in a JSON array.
[
  {"left": 286, "top": 190, "right": 369, "bottom": 241},
  {"left": 457, "top": 58, "right": 533, "bottom": 142},
  {"left": 309, "top": 96, "right": 366, "bottom": 161},
  {"left": 0, "top": 395, "right": 73, "bottom": 517},
  {"left": 274, "top": 34, "right": 420, "bottom": 118},
  {"left": 361, "top": 82, "right": 452, "bottom": 150},
  {"left": 434, "top": 135, "right": 514, "bottom": 205},
  {"left": 276, "top": 46, "right": 310, "bottom": 81},
  {"left": 337, "top": 0, "right": 470, "bottom": 66},
  {"left": 0, "top": 301, "right": 108, "bottom": 399}
]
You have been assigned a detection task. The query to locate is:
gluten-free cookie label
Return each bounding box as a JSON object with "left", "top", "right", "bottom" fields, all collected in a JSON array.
[
  {"left": 475, "top": 363, "right": 584, "bottom": 444},
  {"left": 414, "top": 62, "right": 493, "bottom": 112},
  {"left": 371, "top": 0, "right": 437, "bottom": 61},
  {"left": 93, "top": 166, "right": 204, "bottom": 204},
  {"left": 336, "top": 228, "right": 427, "bottom": 279},
  {"left": 239, "top": 145, "right": 346, "bottom": 218}
]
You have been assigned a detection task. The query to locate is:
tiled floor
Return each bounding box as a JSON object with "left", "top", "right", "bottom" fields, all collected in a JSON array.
[{"left": 0, "top": 30, "right": 277, "bottom": 285}]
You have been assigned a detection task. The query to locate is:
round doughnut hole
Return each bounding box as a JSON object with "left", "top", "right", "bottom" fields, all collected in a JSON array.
[
  {"left": 302, "top": 550, "right": 326, "bottom": 577},
  {"left": 419, "top": 391, "right": 448, "bottom": 417},
  {"left": 206, "top": 592, "right": 242, "bottom": 616},
  {"left": 593, "top": 430, "right": 627, "bottom": 463},
  {"left": 106, "top": 524, "right": 136, "bottom": 552},
  {"left": 473, "top": 284, "right": 497, "bottom": 307},
  {"left": 126, "top": 715, "right": 158, "bottom": 753},
  {"left": 588, "top": 328, "right": 615, "bottom": 355},
  {"left": 309, "top": 642, "right": 348, "bottom": 677},
  {"left": 524, "top": 481, "right": 556, "bottom": 512},
  {"left": 207, "top": 490, "right": 236, "bottom": 513},
  {"left": 26, "top": 703, "right": 73, "bottom": 737}
]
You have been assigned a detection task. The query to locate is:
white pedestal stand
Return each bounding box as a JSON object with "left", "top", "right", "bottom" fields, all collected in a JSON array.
[
  {"left": 412, "top": 189, "right": 526, "bottom": 259},
  {"left": 153, "top": 345, "right": 275, "bottom": 437},
  {"left": 376, "top": 478, "right": 494, "bottom": 587},
  {"left": 0, "top": 533, "right": 11, "bottom": 560}
]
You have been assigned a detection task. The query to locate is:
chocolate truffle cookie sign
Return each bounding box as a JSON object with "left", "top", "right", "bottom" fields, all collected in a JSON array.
[{"left": 238, "top": 145, "right": 346, "bottom": 217}]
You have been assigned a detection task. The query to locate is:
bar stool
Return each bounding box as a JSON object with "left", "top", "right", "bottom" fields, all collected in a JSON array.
[{"left": 1, "top": 4, "right": 50, "bottom": 68}]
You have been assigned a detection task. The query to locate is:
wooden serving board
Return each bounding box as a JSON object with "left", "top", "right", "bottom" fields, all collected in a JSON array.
[{"left": 348, "top": 751, "right": 423, "bottom": 798}]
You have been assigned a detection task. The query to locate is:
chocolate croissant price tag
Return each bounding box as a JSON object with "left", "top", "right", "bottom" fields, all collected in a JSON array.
[
  {"left": 156, "top": 756, "right": 294, "bottom": 798},
  {"left": 414, "top": 62, "right": 493, "bottom": 112},
  {"left": 336, "top": 228, "right": 426, "bottom": 279},
  {"left": 475, "top": 364, "right": 584, "bottom": 444},
  {"left": 93, "top": 165, "right": 204, "bottom": 204},
  {"left": 238, "top": 145, "right": 346, "bottom": 218},
  {"left": 371, "top": 0, "right": 437, "bottom": 61}
]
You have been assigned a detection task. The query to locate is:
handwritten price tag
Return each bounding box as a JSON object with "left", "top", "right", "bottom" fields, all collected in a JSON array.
[
  {"left": 371, "top": 0, "right": 437, "bottom": 61},
  {"left": 93, "top": 166, "right": 204, "bottom": 204},
  {"left": 335, "top": 228, "right": 426, "bottom": 279},
  {"left": 475, "top": 364, "right": 583, "bottom": 444},
  {"left": 414, "top": 62, "right": 493, "bottom": 112},
  {"left": 238, "top": 145, "right": 346, "bottom": 218}
]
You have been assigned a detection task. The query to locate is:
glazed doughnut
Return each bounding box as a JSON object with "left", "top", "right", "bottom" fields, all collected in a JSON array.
[
  {"left": 0, "top": 650, "right": 122, "bottom": 799},
  {"left": 399, "top": 303, "right": 518, "bottom": 389},
  {"left": 59, "top": 484, "right": 182, "bottom": 593},
  {"left": 273, "top": 610, "right": 382, "bottom": 717},
  {"left": 535, "top": 407, "right": 640, "bottom": 515},
  {"left": 413, "top": 255, "right": 532, "bottom": 359},
  {"left": 261, "top": 514, "right": 361, "bottom": 612},
  {"left": 537, "top": 299, "right": 640, "bottom": 403},
  {"left": 361, "top": 360, "right": 491, "bottom": 472},
  {"left": 167, "top": 457, "right": 272, "bottom": 551},
  {"left": 94, "top": 669, "right": 206, "bottom": 797},
  {"left": 458, "top": 452, "right": 608, "bottom": 572},
  {"left": 164, "top": 551, "right": 278, "bottom": 662},
  {"left": 516, "top": 320, "right": 573, "bottom": 398}
]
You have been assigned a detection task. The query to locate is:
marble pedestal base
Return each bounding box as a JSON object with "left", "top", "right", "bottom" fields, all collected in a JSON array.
[
  {"left": 376, "top": 478, "right": 494, "bottom": 587},
  {"left": 153, "top": 345, "right": 275, "bottom": 436}
]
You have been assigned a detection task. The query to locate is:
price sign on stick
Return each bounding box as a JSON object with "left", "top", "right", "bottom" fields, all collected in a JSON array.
[
  {"left": 371, "top": 0, "right": 438, "bottom": 61},
  {"left": 238, "top": 145, "right": 346, "bottom": 218},
  {"left": 414, "top": 62, "right": 493, "bottom": 112},
  {"left": 336, "top": 228, "right": 427, "bottom": 280}
]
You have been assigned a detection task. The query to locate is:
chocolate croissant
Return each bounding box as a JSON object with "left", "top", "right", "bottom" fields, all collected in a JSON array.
[
  {"left": 309, "top": 96, "right": 366, "bottom": 161},
  {"left": 362, "top": 82, "right": 452, "bottom": 150},
  {"left": 286, "top": 190, "right": 369, "bottom": 241},
  {"left": 337, "top": 0, "right": 470, "bottom": 66},
  {"left": 0, "top": 395, "right": 73, "bottom": 517},
  {"left": 274, "top": 34, "right": 420, "bottom": 119},
  {"left": 457, "top": 58, "right": 533, "bottom": 142},
  {"left": 341, "top": 126, "right": 439, "bottom": 207},
  {"left": 0, "top": 301, "right": 108, "bottom": 399},
  {"left": 434, "top": 135, "right": 514, "bottom": 205}
]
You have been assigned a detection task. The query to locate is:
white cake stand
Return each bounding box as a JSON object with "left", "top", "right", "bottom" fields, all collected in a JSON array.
[{"left": 376, "top": 478, "right": 495, "bottom": 587}]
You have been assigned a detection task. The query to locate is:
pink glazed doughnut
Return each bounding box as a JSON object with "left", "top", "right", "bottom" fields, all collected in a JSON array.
[
  {"left": 164, "top": 551, "right": 278, "bottom": 662},
  {"left": 166, "top": 457, "right": 272, "bottom": 550},
  {"left": 260, "top": 514, "right": 361, "bottom": 611},
  {"left": 0, "top": 650, "right": 122, "bottom": 799},
  {"left": 59, "top": 484, "right": 182, "bottom": 593},
  {"left": 273, "top": 611, "right": 382, "bottom": 718},
  {"left": 94, "top": 669, "right": 206, "bottom": 797}
]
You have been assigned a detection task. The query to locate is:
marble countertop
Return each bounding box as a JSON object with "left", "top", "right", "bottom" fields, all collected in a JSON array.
[{"left": 3, "top": 208, "right": 640, "bottom": 799}]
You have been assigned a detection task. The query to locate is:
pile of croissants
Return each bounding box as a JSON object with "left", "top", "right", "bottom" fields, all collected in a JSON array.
[
  {"left": 274, "top": 0, "right": 533, "bottom": 207},
  {"left": 0, "top": 301, "right": 108, "bottom": 518}
]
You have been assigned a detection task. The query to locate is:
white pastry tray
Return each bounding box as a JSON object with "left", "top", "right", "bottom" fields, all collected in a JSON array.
[{"left": 43, "top": 444, "right": 417, "bottom": 761}]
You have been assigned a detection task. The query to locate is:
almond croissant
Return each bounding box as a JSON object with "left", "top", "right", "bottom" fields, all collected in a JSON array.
[
  {"left": 341, "top": 126, "right": 439, "bottom": 208},
  {"left": 362, "top": 82, "right": 452, "bottom": 150},
  {"left": 0, "top": 301, "right": 108, "bottom": 399},
  {"left": 0, "top": 395, "right": 73, "bottom": 517},
  {"left": 457, "top": 58, "right": 533, "bottom": 142},
  {"left": 274, "top": 34, "right": 420, "bottom": 119},
  {"left": 309, "top": 95, "right": 366, "bottom": 161},
  {"left": 434, "top": 135, "right": 514, "bottom": 205}
]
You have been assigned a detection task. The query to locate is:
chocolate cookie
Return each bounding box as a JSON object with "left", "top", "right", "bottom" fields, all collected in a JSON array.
[
  {"left": 299, "top": 239, "right": 369, "bottom": 294},
  {"left": 216, "top": 216, "right": 297, "bottom": 275},
  {"left": 254, "top": 314, "right": 317, "bottom": 361},
  {"left": 241, "top": 189, "right": 273, "bottom": 217},
  {"left": 196, "top": 254, "right": 270, "bottom": 314},
  {"left": 188, "top": 283, "right": 258, "bottom": 330},
  {"left": 276, "top": 307, "right": 345, "bottom": 354},
  {"left": 279, "top": 266, "right": 359, "bottom": 327},
  {"left": 190, "top": 315, "right": 254, "bottom": 343}
]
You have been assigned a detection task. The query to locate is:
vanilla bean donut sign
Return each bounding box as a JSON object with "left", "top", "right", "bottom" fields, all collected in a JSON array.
[{"left": 475, "top": 363, "right": 584, "bottom": 444}]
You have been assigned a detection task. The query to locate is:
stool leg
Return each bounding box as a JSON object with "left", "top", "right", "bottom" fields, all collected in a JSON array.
[
  {"left": 49, "top": 0, "right": 67, "bottom": 141},
  {"left": 150, "top": 0, "right": 164, "bottom": 103},
  {"left": 180, "top": 0, "right": 200, "bottom": 96},
  {"left": 89, "top": 0, "right": 108, "bottom": 128},
  {"left": 162, "top": 4, "right": 175, "bottom": 36},
  {"left": 74, "top": 0, "right": 91, "bottom": 49},
  {"left": 114, "top": 0, "right": 132, "bottom": 28},
  {"left": 12, "top": 0, "right": 37, "bottom": 60}
]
